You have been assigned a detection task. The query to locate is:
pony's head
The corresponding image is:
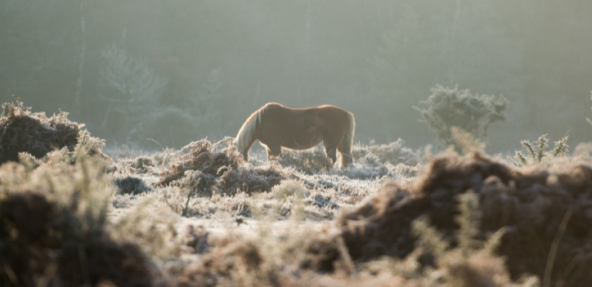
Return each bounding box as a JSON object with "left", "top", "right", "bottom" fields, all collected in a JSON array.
[{"left": 234, "top": 106, "right": 266, "bottom": 161}]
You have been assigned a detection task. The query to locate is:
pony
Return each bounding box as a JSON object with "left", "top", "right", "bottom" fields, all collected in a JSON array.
[{"left": 234, "top": 102, "right": 355, "bottom": 167}]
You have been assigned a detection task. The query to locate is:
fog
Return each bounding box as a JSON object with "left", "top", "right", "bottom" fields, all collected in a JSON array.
[{"left": 2, "top": 0, "right": 591, "bottom": 152}]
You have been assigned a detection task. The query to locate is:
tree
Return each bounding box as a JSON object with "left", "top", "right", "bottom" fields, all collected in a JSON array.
[{"left": 98, "top": 44, "right": 168, "bottom": 143}]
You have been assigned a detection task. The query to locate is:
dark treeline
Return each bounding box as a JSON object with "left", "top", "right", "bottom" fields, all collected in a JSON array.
[{"left": 2, "top": 0, "right": 591, "bottom": 152}]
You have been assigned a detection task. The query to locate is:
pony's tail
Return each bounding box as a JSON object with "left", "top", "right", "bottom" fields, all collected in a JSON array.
[{"left": 340, "top": 112, "right": 356, "bottom": 165}]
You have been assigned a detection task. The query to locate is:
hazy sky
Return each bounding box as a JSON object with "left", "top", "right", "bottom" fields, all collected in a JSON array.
[{"left": 2, "top": 0, "right": 591, "bottom": 152}]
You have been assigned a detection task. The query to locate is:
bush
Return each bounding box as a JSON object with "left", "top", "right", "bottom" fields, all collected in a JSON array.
[
  {"left": 415, "top": 85, "right": 508, "bottom": 150},
  {"left": 508, "top": 134, "right": 569, "bottom": 167}
]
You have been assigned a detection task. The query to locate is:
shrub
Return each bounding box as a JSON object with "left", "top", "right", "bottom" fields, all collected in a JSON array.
[
  {"left": 508, "top": 135, "right": 569, "bottom": 167},
  {"left": 415, "top": 85, "right": 508, "bottom": 150}
]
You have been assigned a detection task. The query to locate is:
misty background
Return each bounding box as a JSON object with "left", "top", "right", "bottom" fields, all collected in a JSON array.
[{"left": 1, "top": 0, "right": 591, "bottom": 153}]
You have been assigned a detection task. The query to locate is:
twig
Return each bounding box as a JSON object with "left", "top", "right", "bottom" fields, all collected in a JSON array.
[
  {"left": 145, "top": 138, "right": 163, "bottom": 150},
  {"left": 3, "top": 264, "right": 18, "bottom": 285},
  {"left": 543, "top": 209, "right": 573, "bottom": 287},
  {"left": 555, "top": 251, "right": 583, "bottom": 287},
  {"left": 335, "top": 234, "right": 356, "bottom": 277}
]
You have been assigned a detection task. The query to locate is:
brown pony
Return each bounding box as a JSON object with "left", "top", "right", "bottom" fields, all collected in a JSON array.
[{"left": 234, "top": 103, "right": 355, "bottom": 167}]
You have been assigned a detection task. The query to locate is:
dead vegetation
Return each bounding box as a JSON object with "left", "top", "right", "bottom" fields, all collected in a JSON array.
[
  {"left": 161, "top": 188, "right": 539, "bottom": 287},
  {"left": 279, "top": 146, "right": 334, "bottom": 174},
  {"left": 352, "top": 139, "right": 420, "bottom": 166},
  {"left": 0, "top": 100, "right": 107, "bottom": 165},
  {"left": 277, "top": 140, "right": 420, "bottom": 178},
  {"left": 0, "top": 155, "right": 162, "bottom": 287},
  {"left": 156, "top": 140, "right": 285, "bottom": 197},
  {"left": 339, "top": 151, "right": 592, "bottom": 287},
  {"left": 6, "top": 102, "right": 592, "bottom": 286}
]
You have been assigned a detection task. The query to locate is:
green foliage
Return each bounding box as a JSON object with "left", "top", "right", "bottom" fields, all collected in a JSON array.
[
  {"left": 552, "top": 137, "right": 569, "bottom": 157},
  {"left": 509, "top": 135, "right": 569, "bottom": 167},
  {"left": 415, "top": 85, "right": 508, "bottom": 150}
]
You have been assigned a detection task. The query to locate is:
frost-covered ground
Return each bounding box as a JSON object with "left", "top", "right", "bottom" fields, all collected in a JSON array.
[
  {"left": 7, "top": 102, "right": 592, "bottom": 286},
  {"left": 106, "top": 140, "right": 421, "bottom": 237}
]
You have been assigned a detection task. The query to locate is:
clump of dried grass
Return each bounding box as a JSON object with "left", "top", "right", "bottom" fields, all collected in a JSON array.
[
  {"left": 0, "top": 153, "right": 162, "bottom": 287},
  {"left": 156, "top": 140, "right": 286, "bottom": 198},
  {"left": 0, "top": 100, "right": 107, "bottom": 165},
  {"left": 216, "top": 165, "right": 285, "bottom": 196},
  {"left": 156, "top": 140, "right": 243, "bottom": 187},
  {"left": 338, "top": 151, "right": 592, "bottom": 287}
]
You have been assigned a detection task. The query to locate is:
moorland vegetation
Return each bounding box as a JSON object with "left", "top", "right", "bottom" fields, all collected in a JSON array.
[{"left": 2, "top": 97, "right": 592, "bottom": 287}]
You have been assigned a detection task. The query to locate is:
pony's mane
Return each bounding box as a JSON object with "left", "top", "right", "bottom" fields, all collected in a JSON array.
[{"left": 234, "top": 105, "right": 268, "bottom": 153}]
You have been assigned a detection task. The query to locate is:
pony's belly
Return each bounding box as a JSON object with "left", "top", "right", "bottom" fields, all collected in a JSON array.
[{"left": 281, "top": 136, "right": 323, "bottom": 150}]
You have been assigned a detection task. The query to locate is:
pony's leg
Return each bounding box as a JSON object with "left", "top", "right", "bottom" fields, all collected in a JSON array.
[
  {"left": 266, "top": 144, "right": 282, "bottom": 161},
  {"left": 324, "top": 143, "right": 338, "bottom": 165},
  {"left": 337, "top": 145, "right": 353, "bottom": 166}
]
